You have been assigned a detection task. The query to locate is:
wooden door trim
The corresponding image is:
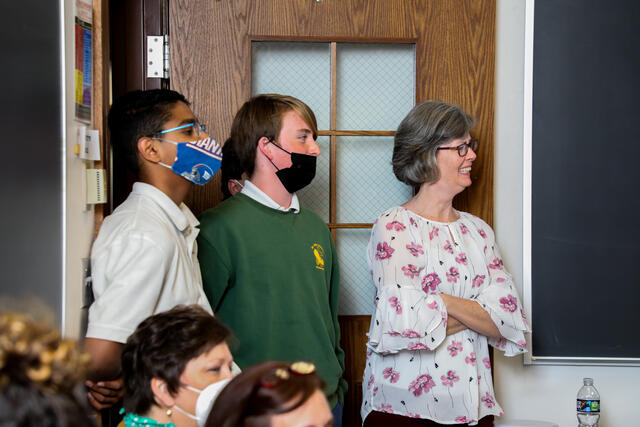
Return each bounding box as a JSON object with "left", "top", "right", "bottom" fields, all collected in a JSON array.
[
  {"left": 319, "top": 130, "right": 396, "bottom": 136},
  {"left": 249, "top": 36, "right": 417, "bottom": 43},
  {"left": 109, "top": 0, "right": 170, "bottom": 213},
  {"left": 93, "top": 0, "right": 111, "bottom": 234},
  {"left": 330, "top": 42, "right": 338, "bottom": 236}
]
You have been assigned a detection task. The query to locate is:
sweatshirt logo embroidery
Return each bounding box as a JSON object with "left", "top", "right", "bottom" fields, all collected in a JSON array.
[{"left": 311, "top": 244, "right": 325, "bottom": 270}]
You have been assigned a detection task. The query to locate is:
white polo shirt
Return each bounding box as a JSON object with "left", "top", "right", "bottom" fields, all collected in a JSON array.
[{"left": 87, "top": 182, "right": 212, "bottom": 343}]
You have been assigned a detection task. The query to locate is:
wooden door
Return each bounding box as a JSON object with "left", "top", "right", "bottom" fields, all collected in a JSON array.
[
  {"left": 169, "top": 1, "right": 495, "bottom": 221},
  {"left": 166, "top": 2, "right": 495, "bottom": 425}
]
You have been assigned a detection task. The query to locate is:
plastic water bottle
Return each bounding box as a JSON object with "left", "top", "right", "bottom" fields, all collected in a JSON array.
[{"left": 576, "top": 377, "right": 600, "bottom": 426}]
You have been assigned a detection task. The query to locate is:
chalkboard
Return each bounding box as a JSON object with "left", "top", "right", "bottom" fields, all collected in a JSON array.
[
  {"left": 531, "top": 0, "right": 640, "bottom": 360},
  {"left": 0, "top": 1, "right": 63, "bottom": 325}
]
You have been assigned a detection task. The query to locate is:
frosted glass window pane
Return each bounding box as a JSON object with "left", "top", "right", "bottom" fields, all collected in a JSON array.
[
  {"left": 296, "top": 137, "right": 330, "bottom": 222},
  {"left": 252, "top": 42, "right": 331, "bottom": 130},
  {"left": 336, "top": 136, "right": 412, "bottom": 223},
  {"left": 337, "top": 228, "right": 374, "bottom": 315},
  {"left": 336, "top": 43, "right": 415, "bottom": 130}
]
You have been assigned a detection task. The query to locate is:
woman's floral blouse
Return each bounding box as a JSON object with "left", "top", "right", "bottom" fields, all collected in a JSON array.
[{"left": 361, "top": 207, "right": 530, "bottom": 424}]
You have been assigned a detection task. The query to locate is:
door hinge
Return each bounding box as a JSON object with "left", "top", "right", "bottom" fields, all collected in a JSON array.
[{"left": 146, "top": 34, "right": 170, "bottom": 79}]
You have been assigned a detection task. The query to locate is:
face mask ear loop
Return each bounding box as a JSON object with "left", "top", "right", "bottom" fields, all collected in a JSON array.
[
  {"left": 182, "top": 385, "right": 202, "bottom": 393},
  {"left": 170, "top": 384, "right": 202, "bottom": 421},
  {"left": 264, "top": 139, "right": 289, "bottom": 172},
  {"left": 151, "top": 138, "right": 179, "bottom": 169},
  {"left": 172, "top": 403, "right": 199, "bottom": 421}
]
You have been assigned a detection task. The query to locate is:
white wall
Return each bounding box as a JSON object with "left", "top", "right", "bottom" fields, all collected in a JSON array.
[
  {"left": 62, "top": 0, "right": 95, "bottom": 339},
  {"left": 493, "top": 1, "right": 639, "bottom": 425}
]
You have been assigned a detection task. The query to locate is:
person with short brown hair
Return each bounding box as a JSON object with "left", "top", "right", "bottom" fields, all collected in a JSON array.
[
  {"left": 120, "top": 305, "right": 234, "bottom": 427},
  {"left": 198, "top": 94, "right": 346, "bottom": 425}
]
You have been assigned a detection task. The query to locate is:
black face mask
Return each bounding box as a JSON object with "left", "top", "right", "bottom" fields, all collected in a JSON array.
[{"left": 268, "top": 142, "right": 317, "bottom": 193}]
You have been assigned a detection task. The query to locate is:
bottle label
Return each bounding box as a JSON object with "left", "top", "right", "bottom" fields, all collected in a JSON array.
[{"left": 577, "top": 399, "right": 600, "bottom": 413}]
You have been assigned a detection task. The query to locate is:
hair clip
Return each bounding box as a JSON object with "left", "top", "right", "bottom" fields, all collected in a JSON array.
[
  {"left": 290, "top": 361, "right": 316, "bottom": 375},
  {"left": 260, "top": 361, "right": 316, "bottom": 388}
]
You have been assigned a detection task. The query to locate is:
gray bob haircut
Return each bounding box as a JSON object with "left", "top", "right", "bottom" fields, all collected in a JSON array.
[{"left": 392, "top": 100, "right": 475, "bottom": 187}]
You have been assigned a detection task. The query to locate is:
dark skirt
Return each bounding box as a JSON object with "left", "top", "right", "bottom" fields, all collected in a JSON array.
[{"left": 364, "top": 411, "right": 494, "bottom": 427}]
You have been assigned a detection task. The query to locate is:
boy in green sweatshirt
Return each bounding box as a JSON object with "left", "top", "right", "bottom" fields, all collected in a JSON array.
[{"left": 197, "top": 94, "right": 346, "bottom": 425}]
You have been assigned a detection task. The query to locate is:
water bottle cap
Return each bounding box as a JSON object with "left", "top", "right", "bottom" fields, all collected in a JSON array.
[{"left": 583, "top": 377, "right": 593, "bottom": 385}]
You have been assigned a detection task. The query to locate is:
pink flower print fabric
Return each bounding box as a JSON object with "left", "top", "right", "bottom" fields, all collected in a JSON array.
[
  {"left": 375, "top": 242, "right": 394, "bottom": 260},
  {"left": 483, "top": 357, "right": 491, "bottom": 369},
  {"left": 386, "top": 220, "right": 406, "bottom": 231},
  {"left": 388, "top": 297, "right": 402, "bottom": 314},
  {"left": 382, "top": 367, "right": 400, "bottom": 383},
  {"left": 455, "top": 253, "right": 468, "bottom": 265},
  {"left": 408, "top": 342, "right": 430, "bottom": 350},
  {"left": 447, "top": 340, "right": 463, "bottom": 356},
  {"left": 441, "top": 370, "right": 459, "bottom": 387},
  {"left": 465, "top": 352, "right": 477, "bottom": 365},
  {"left": 444, "top": 240, "right": 454, "bottom": 254},
  {"left": 422, "top": 273, "right": 441, "bottom": 293},
  {"left": 489, "top": 257, "right": 504, "bottom": 270},
  {"left": 446, "top": 267, "right": 460, "bottom": 283},
  {"left": 472, "top": 274, "right": 486, "bottom": 288},
  {"left": 406, "top": 242, "right": 424, "bottom": 257},
  {"left": 499, "top": 294, "right": 518, "bottom": 313},
  {"left": 481, "top": 392, "right": 496, "bottom": 408},
  {"left": 402, "top": 264, "right": 422, "bottom": 278},
  {"left": 362, "top": 206, "right": 530, "bottom": 424},
  {"left": 409, "top": 374, "right": 435, "bottom": 396}
]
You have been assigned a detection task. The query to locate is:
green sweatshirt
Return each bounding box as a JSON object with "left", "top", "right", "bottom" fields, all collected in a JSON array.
[{"left": 197, "top": 193, "right": 346, "bottom": 408}]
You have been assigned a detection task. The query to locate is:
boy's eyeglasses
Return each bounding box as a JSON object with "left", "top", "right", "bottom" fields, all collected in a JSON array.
[
  {"left": 437, "top": 139, "right": 478, "bottom": 157},
  {"left": 154, "top": 122, "right": 207, "bottom": 138}
]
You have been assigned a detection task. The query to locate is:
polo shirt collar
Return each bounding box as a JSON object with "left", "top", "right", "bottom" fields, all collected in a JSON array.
[
  {"left": 131, "top": 182, "right": 199, "bottom": 233},
  {"left": 240, "top": 180, "right": 300, "bottom": 213}
]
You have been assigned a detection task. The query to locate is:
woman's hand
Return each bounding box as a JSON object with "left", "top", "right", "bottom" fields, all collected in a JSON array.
[
  {"left": 440, "top": 294, "right": 502, "bottom": 339},
  {"left": 445, "top": 315, "right": 467, "bottom": 336}
]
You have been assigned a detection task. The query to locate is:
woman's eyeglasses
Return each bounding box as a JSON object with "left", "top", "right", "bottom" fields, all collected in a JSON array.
[{"left": 437, "top": 139, "right": 478, "bottom": 157}]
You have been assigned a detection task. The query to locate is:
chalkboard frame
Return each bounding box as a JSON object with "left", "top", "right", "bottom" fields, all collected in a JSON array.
[{"left": 522, "top": 0, "right": 640, "bottom": 366}]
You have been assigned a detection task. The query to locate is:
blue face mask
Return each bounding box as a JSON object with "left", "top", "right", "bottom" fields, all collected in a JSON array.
[{"left": 158, "top": 137, "right": 222, "bottom": 186}]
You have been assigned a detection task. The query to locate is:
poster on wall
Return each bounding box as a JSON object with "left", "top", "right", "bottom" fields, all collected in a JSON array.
[{"left": 75, "top": 0, "right": 92, "bottom": 123}]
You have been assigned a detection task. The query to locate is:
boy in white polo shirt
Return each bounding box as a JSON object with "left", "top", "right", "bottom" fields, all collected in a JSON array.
[{"left": 84, "top": 89, "right": 221, "bottom": 411}]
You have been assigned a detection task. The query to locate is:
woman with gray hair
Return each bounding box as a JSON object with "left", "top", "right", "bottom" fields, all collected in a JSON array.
[{"left": 361, "top": 101, "right": 529, "bottom": 426}]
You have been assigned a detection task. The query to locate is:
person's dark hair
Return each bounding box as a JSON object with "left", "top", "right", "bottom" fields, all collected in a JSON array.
[
  {"left": 0, "top": 312, "right": 95, "bottom": 427},
  {"left": 206, "top": 361, "right": 326, "bottom": 427},
  {"left": 107, "top": 89, "right": 189, "bottom": 176},
  {"left": 230, "top": 94, "right": 318, "bottom": 178},
  {"left": 220, "top": 138, "right": 244, "bottom": 199},
  {"left": 392, "top": 100, "right": 475, "bottom": 187},
  {"left": 121, "top": 305, "right": 231, "bottom": 415}
]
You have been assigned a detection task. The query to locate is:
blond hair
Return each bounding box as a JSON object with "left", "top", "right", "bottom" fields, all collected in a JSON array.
[{"left": 0, "top": 312, "right": 89, "bottom": 391}]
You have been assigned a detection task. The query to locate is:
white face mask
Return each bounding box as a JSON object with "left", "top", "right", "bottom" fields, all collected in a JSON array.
[{"left": 172, "top": 378, "right": 232, "bottom": 427}]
